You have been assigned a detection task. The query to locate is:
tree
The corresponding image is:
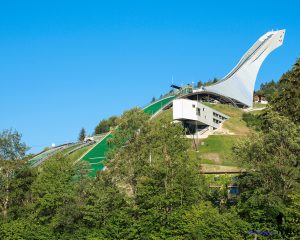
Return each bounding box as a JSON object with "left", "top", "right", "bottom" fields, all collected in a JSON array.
[
  {"left": 182, "top": 202, "right": 249, "bottom": 239},
  {"left": 203, "top": 77, "right": 219, "bottom": 87},
  {"left": 0, "top": 129, "right": 28, "bottom": 161},
  {"left": 0, "top": 129, "right": 29, "bottom": 220},
  {"left": 94, "top": 116, "right": 119, "bottom": 135},
  {"left": 106, "top": 108, "right": 150, "bottom": 157},
  {"left": 105, "top": 114, "right": 206, "bottom": 238},
  {"left": 256, "top": 79, "right": 279, "bottom": 101},
  {"left": 0, "top": 219, "right": 53, "bottom": 240},
  {"left": 233, "top": 111, "right": 300, "bottom": 236},
  {"left": 0, "top": 162, "right": 36, "bottom": 221},
  {"left": 281, "top": 191, "right": 300, "bottom": 238},
  {"left": 78, "top": 128, "right": 86, "bottom": 141},
  {"left": 197, "top": 80, "right": 203, "bottom": 88},
  {"left": 270, "top": 58, "right": 300, "bottom": 123}
]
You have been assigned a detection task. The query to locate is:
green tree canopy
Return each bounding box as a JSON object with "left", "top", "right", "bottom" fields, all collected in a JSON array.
[
  {"left": 79, "top": 128, "right": 86, "bottom": 141},
  {"left": 94, "top": 116, "right": 119, "bottom": 135},
  {"left": 233, "top": 111, "right": 300, "bottom": 236},
  {"left": 270, "top": 58, "right": 300, "bottom": 123},
  {"left": 0, "top": 129, "right": 28, "bottom": 161},
  {"left": 256, "top": 79, "right": 279, "bottom": 101}
]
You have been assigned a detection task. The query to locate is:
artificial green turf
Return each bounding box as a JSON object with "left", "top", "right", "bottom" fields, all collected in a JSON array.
[
  {"left": 143, "top": 96, "right": 176, "bottom": 115},
  {"left": 28, "top": 148, "right": 59, "bottom": 165},
  {"left": 80, "top": 95, "right": 176, "bottom": 175}
]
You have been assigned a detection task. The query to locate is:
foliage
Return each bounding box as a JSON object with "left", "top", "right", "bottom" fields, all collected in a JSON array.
[
  {"left": 197, "top": 80, "right": 204, "bottom": 88},
  {"left": 242, "top": 112, "right": 263, "bottom": 130},
  {"left": 182, "top": 202, "right": 249, "bottom": 239},
  {"left": 197, "top": 78, "right": 219, "bottom": 87},
  {"left": 30, "top": 154, "right": 80, "bottom": 231},
  {"left": 0, "top": 129, "right": 31, "bottom": 220},
  {"left": 269, "top": 58, "right": 300, "bottom": 123},
  {"left": 0, "top": 161, "right": 36, "bottom": 221},
  {"left": 283, "top": 192, "right": 300, "bottom": 238},
  {"left": 106, "top": 108, "right": 149, "bottom": 157},
  {"left": 233, "top": 111, "right": 300, "bottom": 237},
  {"left": 256, "top": 79, "right": 280, "bottom": 101},
  {"left": 205, "top": 103, "right": 251, "bottom": 135},
  {"left": 104, "top": 115, "right": 207, "bottom": 238},
  {"left": 0, "top": 129, "right": 28, "bottom": 161},
  {"left": 0, "top": 219, "right": 53, "bottom": 240},
  {"left": 94, "top": 116, "right": 119, "bottom": 135},
  {"left": 79, "top": 128, "right": 86, "bottom": 141}
]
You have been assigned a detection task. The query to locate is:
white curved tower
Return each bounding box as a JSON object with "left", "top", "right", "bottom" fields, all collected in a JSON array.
[{"left": 204, "top": 30, "right": 285, "bottom": 107}]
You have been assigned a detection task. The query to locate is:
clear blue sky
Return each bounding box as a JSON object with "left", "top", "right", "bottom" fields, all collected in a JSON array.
[{"left": 0, "top": 0, "right": 299, "bottom": 153}]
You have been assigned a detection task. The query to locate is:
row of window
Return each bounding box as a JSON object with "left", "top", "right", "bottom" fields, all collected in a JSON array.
[
  {"left": 213, "top": 112, "right": 226, "bottom": 120},
  {"left": 213, "top": 118, "right": 222, "bottom": 124}
]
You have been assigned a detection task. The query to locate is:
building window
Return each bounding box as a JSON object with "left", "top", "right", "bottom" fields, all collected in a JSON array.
[
  {"left": 196, "top": 108, "right": 200, "bottom": 116},
  {"left": 192, "top": 104, "right": 195, "bottom": 108},
  {"left": 213, "top": 118, "right": 221, "bottom": 124}
]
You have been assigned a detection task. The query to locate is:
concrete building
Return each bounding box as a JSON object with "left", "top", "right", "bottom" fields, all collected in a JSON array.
[{"left": 173, "top": 99, "right": 229, "bottom": 136}]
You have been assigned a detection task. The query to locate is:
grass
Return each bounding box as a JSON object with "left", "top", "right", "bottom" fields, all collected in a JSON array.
[
  {"left": 59, "top": 145, "right": 81, "bottom": 155},
  {"left": 187, "top": 104, "right": 251, "bottom": 169},
  {"left": 156, "top": 104, "right": 248, "bottom": 169},
  {"left": 69, "top": 145, "right": 94, "bottom": 162},
  {"left": 201, "top": 164, "right": 241, "bottom": 173},
  {"left": 204, "top": 103, "right": 251, "bottom": 135},
  {"left": 250, "top": 109, "right": 265, "bottom": 115},
  {"left": 152, "top": 108, "right": 173, "bottom": 122},
  {"left": 253, "top": 102, "right": 267, "bottom": 108},
  {"left": 189, "top": 135, "right": 242, "bottom": 167},
  {"left": 35, "top": 145, "right": 94, "bottom": 167}
]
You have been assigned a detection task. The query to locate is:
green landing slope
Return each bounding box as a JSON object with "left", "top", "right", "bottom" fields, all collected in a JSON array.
[{"left": 80, "top": 95, "right": 176, "bottom": 176}]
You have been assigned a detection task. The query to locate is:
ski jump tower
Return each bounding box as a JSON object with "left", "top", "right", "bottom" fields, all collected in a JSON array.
[
  {"left": 173, "top": 30, "right": 285, "bottom": 134},
  {"left": 193, "top": 30, "right": 285, "bottom": 107}
]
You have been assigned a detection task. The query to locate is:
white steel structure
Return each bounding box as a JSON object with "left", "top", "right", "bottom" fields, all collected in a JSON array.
[{"left": 202, "top": 30, "right": 285, "bottom": 107}]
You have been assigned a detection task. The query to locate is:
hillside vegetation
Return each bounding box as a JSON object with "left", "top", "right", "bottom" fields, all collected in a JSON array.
[
  {"left": 154, "top": 103, "right": 257, "bottom": 171},
  {"left": 0, "top": 59, "right": 299, "bottom": 239},
  {"left": 204, "top": 103, "right": 252, "bottom": 135}
]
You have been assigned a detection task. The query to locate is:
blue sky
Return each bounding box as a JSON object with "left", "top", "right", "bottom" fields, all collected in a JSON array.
[{"left": 0, "top": 0, "right": 299, "bottom": 153}]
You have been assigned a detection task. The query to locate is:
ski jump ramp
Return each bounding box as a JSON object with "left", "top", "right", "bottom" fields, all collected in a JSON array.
[{"left": 203, "top": 30, "right": 285, "bottom": 107}]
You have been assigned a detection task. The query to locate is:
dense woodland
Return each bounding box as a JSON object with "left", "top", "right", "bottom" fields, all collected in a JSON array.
[{"left": 0, "top": 59, "right": 299, "bottom": 239}]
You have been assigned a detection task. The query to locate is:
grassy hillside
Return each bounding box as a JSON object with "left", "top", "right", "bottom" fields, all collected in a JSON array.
[
  {"left": 153, "top": 106, "right": 249, "bottom": 171},
  {"left": 189, "top": 135, "right": 242, "bottom": 166},
  {"left": 204, "top": 103, "right": 251, "bottom": 135}
]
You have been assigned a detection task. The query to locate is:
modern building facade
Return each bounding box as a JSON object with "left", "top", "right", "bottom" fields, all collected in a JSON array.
[{"left": 173, "top": 99, "right": 228, "bottom": 134}]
